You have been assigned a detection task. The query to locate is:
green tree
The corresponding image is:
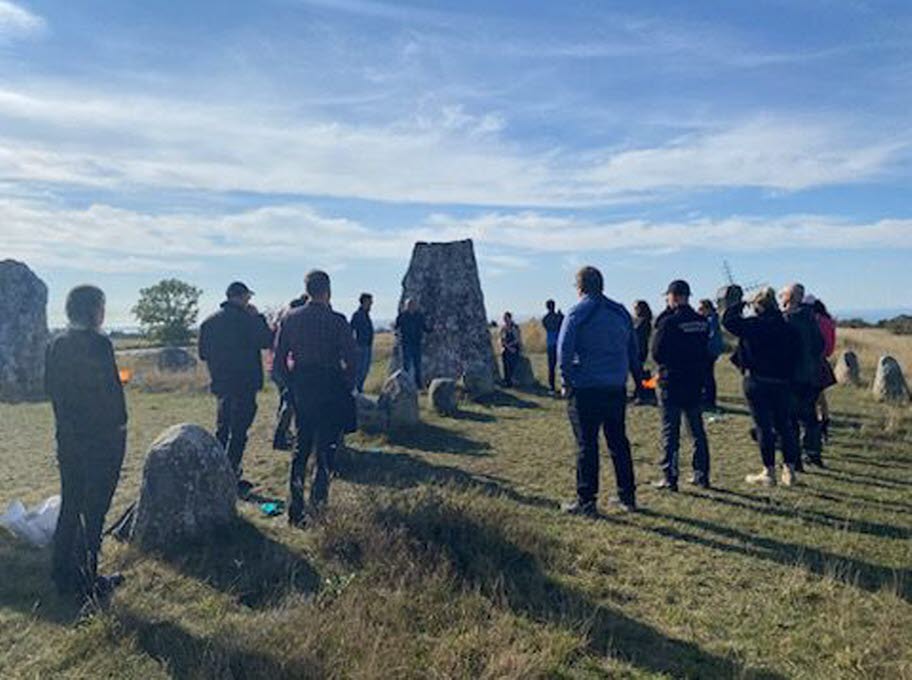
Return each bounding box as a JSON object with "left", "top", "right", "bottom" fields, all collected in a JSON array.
[{"left": 132, "top": 279, "right": 202, "bottom": 346}]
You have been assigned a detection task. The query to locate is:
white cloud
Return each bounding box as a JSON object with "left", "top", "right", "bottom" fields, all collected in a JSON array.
[{"left": 0, "top": 1, "right": 44, "bottom": 39}]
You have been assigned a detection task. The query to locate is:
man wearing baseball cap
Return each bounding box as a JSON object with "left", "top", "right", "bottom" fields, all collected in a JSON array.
[
  {"left": 651, "top": 279, "right": 712, "bottom": 491},
  {"left": 199, "top": 281, "right": 274, "bottom": 490}
]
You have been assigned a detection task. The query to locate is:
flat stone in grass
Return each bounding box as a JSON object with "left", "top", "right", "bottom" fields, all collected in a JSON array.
[
  {"left": 131, "top": 423, "right": 236, "bottom": 551},
  {"left": 428, "top": 378, "right": 459, "bottom": 416},
  {"left": 156, "top": 347, "right": 197, "bottom": 372},
  {"left": 835, "top": 350, "right": 861, "bottom": 386},
  {"left": 872, "top": 355, "right": 911, "bottom": 403}
]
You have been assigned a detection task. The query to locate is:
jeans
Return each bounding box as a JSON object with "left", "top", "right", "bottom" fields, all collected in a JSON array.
[
  {"left": 703, "top": 357, "right": 718, "bottom": 408},
  {"left": 401, "top": 341, "right": 422, "bottom": 388},
  {"left": 546, "top": 343, "right": 558, "bottom": 391},
  {"left": 744, "top": 376, "right": 799, "bottom": 468},
  {"left": 791, "top": 383, "right": 823, "bottom": 461},
  {"left": 658, "top": 390, "right": 710, "bottom": 484},
  {"left": 502, "top": 349, "right": 518, "bottom": 386},
  {"left": 53, "top": 428, "right": 125, "bottom": 597},
  {"left": 355, "top": 344, "right": 372, "bottom": 393},
  {"left": 215, "top": 391, "right": 258, "bottom": 476},
  {"left": 289, "top": 387, "right": 342, "bottom": 520},
  {"left": 567, "top": 386, "right": 636, "bottom": 505}
]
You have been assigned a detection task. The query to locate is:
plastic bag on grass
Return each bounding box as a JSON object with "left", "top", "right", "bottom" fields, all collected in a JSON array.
[{"left": 0, "top": 496, "right": 61, "bottom": 547}]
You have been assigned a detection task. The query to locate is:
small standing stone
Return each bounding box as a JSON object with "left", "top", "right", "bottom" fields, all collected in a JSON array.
[
  {"left": 131, "top": 424, "right": 237, "bottom": 551},
  {"left": 510, "top": 355, "right": 537, "bottom": 388},
  {"left": 428, "top": 378, "right": 459, "bottom": 416},
  {"left": 380, "top": 369, "right": 420, "bottom": 428},
  {"left": 461, "top": 362, "right": 496, "bottom": 400},
  {"left": 834, "top": 350, "right": 861, "bottom": 386},
  {"left": 872, "top": 356, "right": 911, "bottom": 403}
]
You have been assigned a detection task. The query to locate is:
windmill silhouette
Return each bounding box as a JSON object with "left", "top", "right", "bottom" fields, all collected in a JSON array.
[{"left": 722, "top": 260, "right": 767, "bottom": 295}]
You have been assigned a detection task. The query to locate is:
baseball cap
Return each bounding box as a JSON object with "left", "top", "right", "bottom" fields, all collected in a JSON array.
[
  {"left": 665, "top": 280, "right": 691, "bottom": 296},
  {"left": 226, "top": 281, "right": 254, "bottom": 298}
]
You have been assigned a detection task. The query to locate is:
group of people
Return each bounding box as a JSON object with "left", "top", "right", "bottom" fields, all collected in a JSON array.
[{"left": 43, "top": 265, "right": 836, "bottom": 606}]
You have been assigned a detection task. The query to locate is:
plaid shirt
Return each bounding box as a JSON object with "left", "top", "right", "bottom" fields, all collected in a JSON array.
[{"left": 274, "top": 301, "right": 357, "bottom": 389}]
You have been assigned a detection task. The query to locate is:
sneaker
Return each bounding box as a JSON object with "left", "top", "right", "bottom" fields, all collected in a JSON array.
[
  {"left": 607, "top": 497, "right": 637, "bottom": 513},
  {"left": 745, "top": 467, "right": 776, "bottom": 487},
  {"left": 651, "top": 479, "right": 679, "bottom": 492},
  {"left": 688, "top": 474, "right": 711, "bottom": 489},
  {"left": 781, "top": 464, "right": 798, "bottom": 487},
  {"left": 562, "top": 499, "right": 598, "bottom": 518}
]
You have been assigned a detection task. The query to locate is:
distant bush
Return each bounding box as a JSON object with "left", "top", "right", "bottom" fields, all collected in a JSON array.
[
  {"left": 838, "top": 318, "right": 873, "bottom": 329},
  {"left": 879, "top": 315, "right": 912, "bottom": 336}
]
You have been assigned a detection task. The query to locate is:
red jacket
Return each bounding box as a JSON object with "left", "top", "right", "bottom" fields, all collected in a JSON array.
[{"left": 817, "top": 314, "right": 836, "bottom": 358}]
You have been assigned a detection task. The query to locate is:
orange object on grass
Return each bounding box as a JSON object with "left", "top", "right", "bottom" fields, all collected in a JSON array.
[{"left": 119, "top": 368, "right": 133, "bottom": 384}]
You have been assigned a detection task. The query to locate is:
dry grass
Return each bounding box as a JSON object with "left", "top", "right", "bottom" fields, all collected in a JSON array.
[{"left": 838, "top": 328, "right": 912, "bottom": 380}]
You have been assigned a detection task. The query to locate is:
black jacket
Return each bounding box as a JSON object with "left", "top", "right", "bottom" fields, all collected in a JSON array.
[
  {"left": 198, "top": 302, "right": 273, "bottom": 395},
  {"left": 784, "top": 304, "right": 824, "bottom": 387},
  {"left": 45, "top": 329, "right": 127, "bottom": 439},
  {"left": 723, "top": 303, "right": 800, "bottom": 383},
  {"left": 633, "top": 316, "right": 652, "bottom": 364},
  {"left": 652, "top": 305, "right": 710, "bottom": 404},
  {"left": 395, "top": 310, "right": 431, "bottom": 346},
  {"left": 350, "top": 308, "right": 374, "bottom": 347}
]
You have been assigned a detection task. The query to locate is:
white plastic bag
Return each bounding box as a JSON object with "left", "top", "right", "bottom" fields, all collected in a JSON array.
[{"left": 0, "top": 496, "right": 61, "bottom": 547}]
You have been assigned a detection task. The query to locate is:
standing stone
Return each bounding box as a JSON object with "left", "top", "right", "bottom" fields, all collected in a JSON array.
[
  {"left": 428, "top": 378, "right": 459, "bottom": 416},
  {"left": 389, "top": 240, "right": 498, "bottom": 388},
  {"left": 0, "top": 260, "right": 49, "bottom": 402},
  {"left": 872, "top": 356, "right": 911, "bottom": 403},
  {"left": 834, "top": 350, "right": 861, "bottom": 386},
  {"left": 156, "top": 347, "right": 198, "bottom": 372},
  {"left": 355, "top": 393, "right": 388, "bottom": 433},
  {"left": 461, "top": 361, "right": 496, "bottom": 399},
  {"left": 379, "top": 369, "right": 419, "bottom": 428},
  {"left": 131, "top": 424, "right": 237, "bottom": 551},
  {"left": 511, "top": 355, "right": 537, "bottom": 388}
]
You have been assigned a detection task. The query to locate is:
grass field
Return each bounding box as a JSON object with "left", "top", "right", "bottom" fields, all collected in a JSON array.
[{"left": 1, "top": 328, "right": 910, "bottom": 678}]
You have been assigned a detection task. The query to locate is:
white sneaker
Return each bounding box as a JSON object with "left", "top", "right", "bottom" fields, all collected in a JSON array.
[
  {"left": 745, "top": 467, "right": 776, "bottom": 487},
  {"left": 781, "top": 464, "right": 798, "bottom": 487}
]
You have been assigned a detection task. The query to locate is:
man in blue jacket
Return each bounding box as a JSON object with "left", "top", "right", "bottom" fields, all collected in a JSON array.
[{"left": 558, "top": 266, "right": 641, "bottom": 516}]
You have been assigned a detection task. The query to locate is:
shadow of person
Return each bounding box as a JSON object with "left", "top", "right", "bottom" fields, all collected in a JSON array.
[
  {"left": 114, "top": 608, "right": 319, "bottom": 679},
  {"left": 0, "top": 535, "right": 83, "bottom": 624},
  {"left": 386, "top": 422, "right": 491, "bottom": 455},
  {"left": 375, "top": 500, "right": 785, "bottom": 679},
  {"left": 474, "top": 389, "right": 540, "bottom": 410},
  {"left": 335, "top": 446, "right": 558, "bottom": 511},
  {"left": 449, "top": 409, "right": 497, "bottom": 423},
  {"left": 142, "top": 518, "right": 319, "bottom": 609}
]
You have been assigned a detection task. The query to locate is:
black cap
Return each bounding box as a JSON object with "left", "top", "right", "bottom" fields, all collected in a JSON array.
[
  {"left": 665, "top": 280, "right": 691, "bottom": 296},
  {"left": 226, "top": 281, "right": 253, "bottom": 298}
]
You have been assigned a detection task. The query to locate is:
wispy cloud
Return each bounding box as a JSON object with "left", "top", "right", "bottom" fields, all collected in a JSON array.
[{"left": 0, "top": 1, "right": 44, "bottom": 39}]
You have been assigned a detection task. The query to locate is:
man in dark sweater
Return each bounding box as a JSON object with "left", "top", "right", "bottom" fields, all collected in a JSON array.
[
  {"left": 394, "top": 298, "right": 432, "bottom": 388},
  {"left": 651, "top": 280, "right": 712, "bottom": 490},
  {"left": 350, "top": 293, "right": 374, "bottom": 393},
  {"left": 45, "top": 285, "right": 127, "bottom": 604},
  {"left": 541, "top": 299, "right": 564, "bottom": 392},
  {"left": 198, "top": 281, "right": 273, "bottom": 485}
]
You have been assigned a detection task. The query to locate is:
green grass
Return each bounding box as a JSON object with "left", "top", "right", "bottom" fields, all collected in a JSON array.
[{"left": 1, "top": 333, "right": 911, "bottom": 679}]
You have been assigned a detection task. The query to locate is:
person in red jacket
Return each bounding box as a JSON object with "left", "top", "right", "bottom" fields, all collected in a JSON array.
[{"left": 807, "top": 295, "right": 837, "bottom": 442}]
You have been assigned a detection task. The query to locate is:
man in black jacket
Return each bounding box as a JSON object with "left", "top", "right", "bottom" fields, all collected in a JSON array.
[
  {"left": 541, "top": 299, "right": 564, "bottom": 393},
  {"left": 45, "top": 285, "right": 127, "bottom": 604},
  {"left": 199, "top": 281, "right": 273, "bottom": 484},
  {"left": 651, "top": 280, "right": 712, "bottom": 490}
]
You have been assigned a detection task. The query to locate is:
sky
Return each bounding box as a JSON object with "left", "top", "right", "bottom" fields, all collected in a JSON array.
[{"left": 1, "top": 0, "right": 911, "bottom": 327}]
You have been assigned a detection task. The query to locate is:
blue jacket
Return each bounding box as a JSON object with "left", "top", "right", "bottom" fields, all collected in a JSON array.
[{"left": 558, "top": 294, "right": 640, "bottom": 389}]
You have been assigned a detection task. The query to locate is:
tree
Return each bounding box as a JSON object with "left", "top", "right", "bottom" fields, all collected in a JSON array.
[{"left": 132, "top": 279, "right": 202, "bottom": 346}]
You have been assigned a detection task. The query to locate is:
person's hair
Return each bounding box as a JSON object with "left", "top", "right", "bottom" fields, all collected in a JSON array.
[
  {"left": 576, "top": 266, "right": 603, "bottom": 295},
  {"left": 633, "top": 300, "right": 652, "bottom": 322},
  {"left": 813, "top": 299, "right": 831, "bottom": 318},
  {"left": 66, "top": 285, "right": 106, "bottom": 328},
  {"left": 787, "top": 282, "right": 805, "bottom": 305},
  {"left": 359, "top": 292, "right": 373, "bottom": 305},
  {"left": 504, "top": 311, "right": 513, "bottom": 321},
  {"left": 305, "top": 270, "right": 331, "bottom": 297},
  {"left": 699, "top": 299, "right": 715, "bottom": 313},
  {"left": 546, "top": 299, "right": 555, "bottom": 310},
  {"left": 752, "top": 287, "right": 778, "bottom": 313}
]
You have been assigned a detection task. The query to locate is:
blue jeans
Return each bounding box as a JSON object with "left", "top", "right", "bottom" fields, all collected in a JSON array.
[
  {"left": 355, "top": 344, "right": 372, "bottom": 393},
  {"left": 658, "top": 390, "right": 710, "bottom": 484}
]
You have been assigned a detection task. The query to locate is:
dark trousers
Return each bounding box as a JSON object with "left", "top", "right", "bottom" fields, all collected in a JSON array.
[
  {"left": 658, "top": 390, "right": 710, "bottom": 484},
  {"left": 53, "top": 429, "right": 125, "bottom": 598},
  {"left": 289, "top": 388, "right": 342, "bottom": 520},
  {"left": 502, "top": 349, "right": 518, "bottom": 386},
  {"left": 401, "top": 341, "right": 422, "bottom": 388},
  {"left": 568, "top": 386, "right": 636, "bottom": 505},
  {"left": 703, "top": 358, "right": 718, "bottom": 408},
  {"left": 744, "top": 376, "right": 799, "bottom": 468},
  {"left": 274, "top": 387, "right": 295, "bottom": 448},
  {"left": 546, "top": 344, "right": 558, "bottom": 391},
  {"left": 791, "top": 383, "right": 823, "bottom": 461},
  {"left": 355, "top": 344, "right": 372, "bottom": 393},
  {"left": 215, "top": 391, "right": 257, "bottom": 476}
]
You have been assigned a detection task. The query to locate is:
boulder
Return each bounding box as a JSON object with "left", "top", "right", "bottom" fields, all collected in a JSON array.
[
  {"left": 379, "top": 369, "right": 419, "bottom": 428},
  {"left": 872, "top": 356, "right": 910, "bottom": 403},
  {"left": 355, "top": 393, "right": 388, "bottom": 433},
  {"left": 0, "top": 260, "right": 49, "bottom": 402},
  {"left": 389, "top": 240, "right": 497, "bottom": 388},
  {"left": 834, "top": 350, "right": 861, "bottom": 386},
  {"left": 461, "top": 361, "right": 496, "bottom": 400},
  {"left": 511, "top": 355, "right": 537, "bottom": 388},
  {"left": 131, "top": 424, "right": 237, "bottom": 551},
  {"left": 156, "top": 347, "right": 197, "bottom": 372},
  {"left": 428, "top": 378, "right": 459, "bottom": 416}
]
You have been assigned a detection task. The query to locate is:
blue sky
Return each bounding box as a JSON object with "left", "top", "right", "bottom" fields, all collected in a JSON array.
[{"left": 1, "top": 0, "right": 911, "bottom": 326}]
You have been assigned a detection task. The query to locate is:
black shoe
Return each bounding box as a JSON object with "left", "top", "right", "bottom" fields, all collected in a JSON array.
[
  {"left": 288, "top": 514, "right": 306, "bottom": 529},
  {"left": 94, "top": 573, "right": 125, "bottom": 598},
  {"left": 237, "top": 479, "right": 254, "bottom": 498},
  {"left": 805, "top": 454, "right": 825, "bottom": 468},
  {"left": 272, "top": 438, "right": 292, "bottom": 451},
  {"left": 562, "top": 499, "right": 598, "bottom": 518},
  {"left": 652, "top": 479, "right": 679, "bottom": 492},
  {"left": 607, "top": 497, "right": 637, "bottom": 513},
  {"left": 688, "top": 475, "right": 711, "bottom": 489}
]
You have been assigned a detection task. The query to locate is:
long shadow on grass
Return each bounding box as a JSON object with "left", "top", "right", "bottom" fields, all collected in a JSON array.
[
  {"left": 633, "top": 509, "right": 911, "bottom": 603},
  {"left": 147, "top": 518, "right": 320, "bottom": 609},
  {"left": 474, "top": 389, "right": 540, "bottom": 410},
  {"left": 336, "top": 446, "right": 558, "bottom": 511},
  {"left": 805, "top": 488, "right": 912, "bottom": 515},
  {"left": 0, "top": 536, "right": 82, "bottom": 624},
  {"left": 378, "top": 501, "right": 785, "bottom": 679},
  {"left": 386, "top": 422, "right": 491, "bottom": 455},
  {"left": 115, "top": 609, "right": 319, "bottom": 679},
  {"left": 812, "top": 466, "right": 912, "bottom": 489}
]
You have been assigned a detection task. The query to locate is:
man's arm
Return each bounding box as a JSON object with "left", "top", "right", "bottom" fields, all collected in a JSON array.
[
  {"left": 251, "top": 312, "right": 274, "bottom": 350},
  {"left": 273, "top": 319, "right": 292, "bottom": 385},
  {"left": 722, "top": 302, "right": 747, "bottom": 338},
  {"left": 197, "top": 319, "right": 209, "bottom": 362},
  {"left": 651, "top": 316, "right": 669, "bottom": 366}
]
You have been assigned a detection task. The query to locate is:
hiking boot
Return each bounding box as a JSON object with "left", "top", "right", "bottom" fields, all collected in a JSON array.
[
  {"left": 652, "top": 478, "right": 679, "bottom": 492},
  {"left": 562, "top": 499, "right": 598, "bottom": 518},
  {"left": 781, "top": 464, "right": 798, "bottom": 487},
  {"left": 688, "top": 474, "right": 711, "bottom": 489},
  {"left": 745, "top": 467, "right": 776, "bottom": 487}
]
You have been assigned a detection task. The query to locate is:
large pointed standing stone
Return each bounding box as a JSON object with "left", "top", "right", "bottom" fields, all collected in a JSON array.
[
  {"left": 872, "top": 356, "right": 911, "bottom": 403},
  {"left": 389, "top": 240, "right": 497, "bottom": 388},
  {"left": 0, "top": 260, "right": 49, "bottom": 402}
]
